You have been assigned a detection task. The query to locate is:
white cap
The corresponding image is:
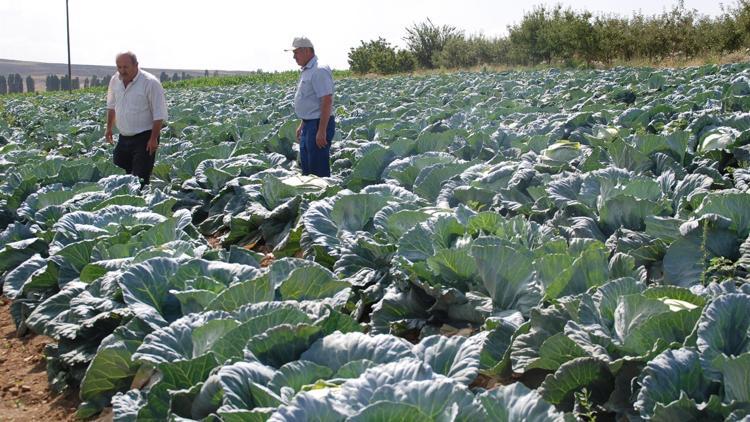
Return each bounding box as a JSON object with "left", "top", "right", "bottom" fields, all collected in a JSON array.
[{"left": 286, "top": 36, "right": 314, "bottom": 51}]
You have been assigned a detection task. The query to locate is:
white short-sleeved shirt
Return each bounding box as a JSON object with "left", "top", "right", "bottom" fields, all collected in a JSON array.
[
  {"left": 294, "top": 56, "right": 334, "bottom": 120},
  {"left": 106, "top": 70, "right": 168, "bottom": 136}
]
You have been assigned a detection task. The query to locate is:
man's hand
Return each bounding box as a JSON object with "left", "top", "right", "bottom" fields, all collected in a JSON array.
[
  {"left": 106, "top": 109, "right": 116, "bottom": 144},
  {"left": 316, "top": 95, "right": 332, "bottom": 149},
  {"left": 315, "top": 131, "right": 327, "bottom": 149},
  {"left": 296, "top": 124, "right": 302, "bottom": 142},
  {"left": 146, "top": 136, "right": 158, "bottom": 155}
]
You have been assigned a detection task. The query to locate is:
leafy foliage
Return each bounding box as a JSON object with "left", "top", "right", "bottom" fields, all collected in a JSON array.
[{"left": 3, "top": 62, "right": 750, "bottom": 421}]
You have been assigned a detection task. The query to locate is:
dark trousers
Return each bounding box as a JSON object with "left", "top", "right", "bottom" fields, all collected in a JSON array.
[
  {"left": 113, "top": 130, "right": 157, "bottom": 185},
  {"left": 300, "top": 118, "right": 335, "bottom": 177}
]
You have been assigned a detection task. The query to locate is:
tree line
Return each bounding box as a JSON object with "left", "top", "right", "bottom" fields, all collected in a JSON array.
[
  {"left": 157, "top": 70, "right": 220, "bottom": 83},
  {"left": 0, "top": 74, "right": 29, "bottom": 94},
  {"left": 0, "top": 74, "right": 107, "bottom": 94},
  {"left": 0, "top": 70, "right": 221, "bottom": 94},
  {"left": 348, "top": 0, "right": 750, "bottom": 74}
]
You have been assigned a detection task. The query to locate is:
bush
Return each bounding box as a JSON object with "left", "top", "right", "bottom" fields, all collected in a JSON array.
[
  {"left": 433, "top": 35, "right": 511, "bottom": 69},
  {"left": 434, "top": 36, "right": 477, "bottom": 69},
  {"left": 348, "top": 38, "right": 416, "bottom": 75},
  {"left": 472, "top": 37, "right": 511, "bottom": 66},
  {"left": 349, "top": 1, "right": 750, "bottom": 72},
  {"left": 395, "top": 50, "right": 417, "bottom": 73}
]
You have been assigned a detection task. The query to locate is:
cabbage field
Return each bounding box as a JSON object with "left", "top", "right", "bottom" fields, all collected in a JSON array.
[{"left": 2, "top": 63, "right": 750, "bottom": 421}]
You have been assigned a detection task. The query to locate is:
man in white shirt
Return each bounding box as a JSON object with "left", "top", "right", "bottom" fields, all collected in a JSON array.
[
  {"left": 105, "top": 51, "right": 168, "bottom": 186},
  {"left": 288, "top": 37, "right": 335, "bottom": 177}
]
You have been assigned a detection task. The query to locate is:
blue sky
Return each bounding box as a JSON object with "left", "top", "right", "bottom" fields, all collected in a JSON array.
[{"left": 0, "top": 0, "right": 731, "bottom": 71}]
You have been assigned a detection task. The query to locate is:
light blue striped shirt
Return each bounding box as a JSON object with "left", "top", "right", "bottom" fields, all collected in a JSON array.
[{"left": 294, "top": 56, "right": 334, "bottom": 120}]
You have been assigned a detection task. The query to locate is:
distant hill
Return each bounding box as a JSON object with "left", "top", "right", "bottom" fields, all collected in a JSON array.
[
  {"left": 0, "top": 58, "right": 252, "bottom": 79},
  {"left": 0, "top": 58, "right": 253, "bottom": 92}
]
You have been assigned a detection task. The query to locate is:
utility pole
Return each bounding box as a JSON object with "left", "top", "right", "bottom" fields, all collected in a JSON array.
[{"left": 66, "top": 0, "right": 72, "bottom": 92}]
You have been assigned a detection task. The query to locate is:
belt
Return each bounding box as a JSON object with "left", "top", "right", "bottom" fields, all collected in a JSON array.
[
  {"left": 120, "top": 130, "right": 152, "bottom": 138},
  {"left": 302, "top": 117, "right": 335, "bottom": 123}
]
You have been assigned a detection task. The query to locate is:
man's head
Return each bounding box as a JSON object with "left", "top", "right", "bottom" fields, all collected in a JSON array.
[
  {"left": 289, "top": 37, "right": 315, "bottom": 67},
  {"left": 115, "top": 51, "right": 139, "bottom": 82}
]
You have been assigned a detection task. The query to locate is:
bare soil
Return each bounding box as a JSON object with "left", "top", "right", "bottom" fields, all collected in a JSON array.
[{"left": 0, "top": 298, "right": 78, "bottom": 422}]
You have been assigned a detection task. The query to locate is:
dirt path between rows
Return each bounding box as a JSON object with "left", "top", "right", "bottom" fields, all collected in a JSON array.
[{"left": 0, "top": 298, "right": 78, "bottom": 422}]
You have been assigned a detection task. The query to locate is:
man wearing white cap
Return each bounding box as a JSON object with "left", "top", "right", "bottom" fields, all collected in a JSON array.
[{"left": 288, "top": 36, "right": 335, "bottom": 177}]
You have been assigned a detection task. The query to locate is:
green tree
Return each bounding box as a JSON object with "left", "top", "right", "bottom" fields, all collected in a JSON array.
[
  {"left": 350, "top": 1, "right": 750, "bottom": 72},
  {"left": 434, "top": 35, "right": 478, "bottom": 68},
  {"left": 9, "top": 74, "right": 23, "bottom": 93},
  {"left": 395, "top": 50, "right": 417, "bottom": 72},
  {"left": 25, "top": 75, "right": 35, "bottom": 93},
  {"left": 48, "top": 75, "right": 61, "bottom": 91},
  {"left": 735, "top": 0, "right": 750, "bottom": 46},
  {"left": 470, "top": 36, "right": 511, "bottom": 66},
  {"left": 594, "top": 15, "right": 630, "bottom": 64},
  {"left": 507, "top": 5, "right": 552, "bottom": 65},
  {"left": 404, "top": 18, "right": 460, "bottom": 68},
  {"left": 348, "top": 38, "right": 415, "bottom": 74},
  {"left": 714, "top": 0, "right": 748, "bottom": 52},
  {"left": 348, "top": 40, "right": 375, "bottom": 73},
  {"left": 0, "top": 75, "right": 6, "bottom": 95}
]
